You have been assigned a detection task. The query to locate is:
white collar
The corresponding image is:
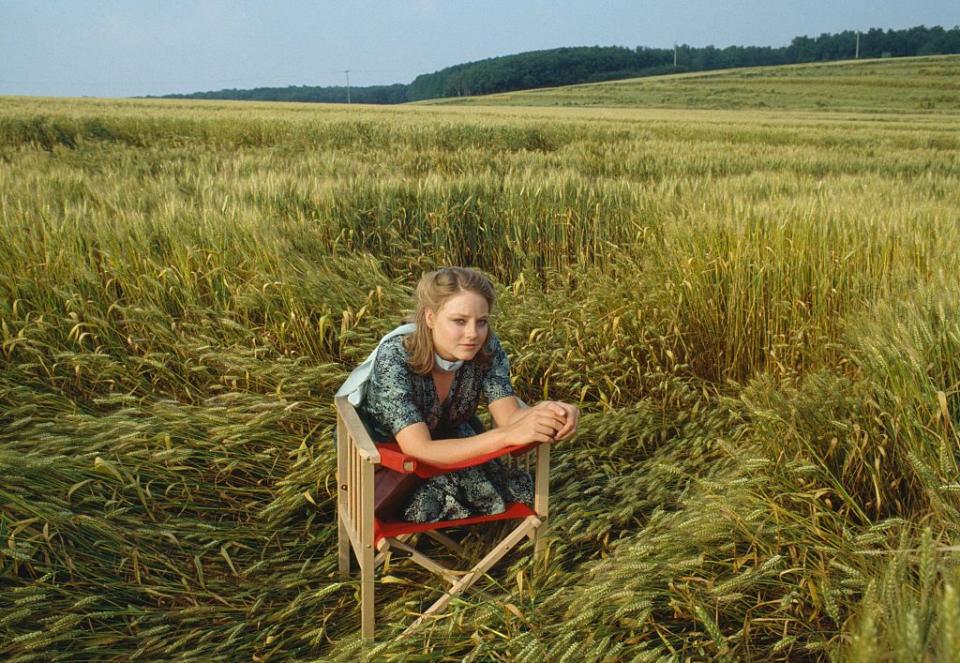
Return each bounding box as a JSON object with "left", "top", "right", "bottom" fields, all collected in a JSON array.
[{"left": 434, "top": 353, "right": 463, "bottom": 372}]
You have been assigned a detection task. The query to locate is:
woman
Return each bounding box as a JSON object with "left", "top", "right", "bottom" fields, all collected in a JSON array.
[{"left": 358, "top": 267, "right": 579, "bottom": 523}]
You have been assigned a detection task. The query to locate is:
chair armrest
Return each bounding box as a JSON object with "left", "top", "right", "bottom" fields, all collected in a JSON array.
[
  {"left": 376, "top": 441, "right": 540, "bottom": 479},
  {"left": 334, "top": 396, "right": 381, "bottom": 464},
  {"left": 377, "top": 443, "right": 418, "bottom": 474}
]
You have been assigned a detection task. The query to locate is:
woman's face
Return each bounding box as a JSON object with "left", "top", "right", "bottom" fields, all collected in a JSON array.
[{"left": 426, "top": 291, "right": 490, "bottom": 363}]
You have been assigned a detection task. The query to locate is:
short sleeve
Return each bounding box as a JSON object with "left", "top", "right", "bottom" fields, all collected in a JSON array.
[
  {"left": 362, "top": 336, "right": 424, "bottom": 437},
  {"left": 481, "top": 333, "right": 514, "bottom": 403}
]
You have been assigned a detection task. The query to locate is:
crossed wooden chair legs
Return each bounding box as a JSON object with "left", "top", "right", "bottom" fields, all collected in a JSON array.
[
  {"left": 335, "top": 396, "right": 550, "bottom": 641},
  {"left": 351, "top": 514, "right": 542, "bottom": 636}
]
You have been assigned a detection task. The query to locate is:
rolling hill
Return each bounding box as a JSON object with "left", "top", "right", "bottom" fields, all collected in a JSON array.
[{"left": 422, "top": 54, "right": 960, "bottom": 113}]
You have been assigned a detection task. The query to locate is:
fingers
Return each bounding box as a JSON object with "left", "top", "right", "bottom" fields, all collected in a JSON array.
[
  {"left": 553, "top": 403, "right": 579, "bottom": 440},
  {"left": 515, "top": 401, "right": 579, "bottom": 444},
  {"left": 546, "top": 401, "right": 567, "bottom": 417},
  {"left": 535, "top": 401, "right": 567, "bottom": 418},
  {"left": 533, "top": 432, "right": 555, "bottom": 443},
  {"left": 524, "top": 418, "right": 556, "bottom": 443},
  {"left": 555, "top": 416, "right": 574, "bottom": 440},
  {"left": 533, "top": 419, "right": 561, "bottom": 436},
  {"left": 521, "top": 413, "right": 563, "bottom": 445},
  {"left": 529, "top": 404, "right": 564, "bottom": 422},
  {"left": 533, "top": 410, "right": 566, "bottom": 434}
]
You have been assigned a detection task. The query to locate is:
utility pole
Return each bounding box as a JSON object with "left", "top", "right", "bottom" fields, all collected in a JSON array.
[
  {"left": 855, "top": 32, "right": 860, "bottom": 59},
  {"left": 344, "top": 69, "right": 351, "bottom": 103},
  {"left": 674, "top": 44, "right": 678, "bottom": 68}
]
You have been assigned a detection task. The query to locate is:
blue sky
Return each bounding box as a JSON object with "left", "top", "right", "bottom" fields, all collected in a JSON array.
[{"left": 1, "top": 0, "right": 957, "bottom": 98}]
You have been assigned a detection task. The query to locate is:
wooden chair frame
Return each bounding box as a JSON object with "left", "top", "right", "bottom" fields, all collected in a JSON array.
[{"left": 335, "top": 396, "right": 550, "bottom": 641}]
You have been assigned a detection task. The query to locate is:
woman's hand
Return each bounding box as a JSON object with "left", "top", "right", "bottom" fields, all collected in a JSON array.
[
  {"left": 534, "top": 400, "right": 580, "bottom": 441},
  {"left": 504, "top": 404, "right": 566, "bottom": 445}
]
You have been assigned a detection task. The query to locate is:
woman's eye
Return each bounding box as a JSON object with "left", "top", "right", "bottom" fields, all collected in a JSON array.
[{"left": 478, "top": 320, "right": 488, "bottom": 327}]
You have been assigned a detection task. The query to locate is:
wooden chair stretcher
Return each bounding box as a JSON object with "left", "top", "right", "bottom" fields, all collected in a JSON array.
[{"left": 334, "top": 396, "right": 550, "bottom": 640}]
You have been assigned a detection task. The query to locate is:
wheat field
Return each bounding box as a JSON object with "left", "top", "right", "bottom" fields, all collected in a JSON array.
[{"left": 1, "top": 78, "right": 959, "bottom": 661}]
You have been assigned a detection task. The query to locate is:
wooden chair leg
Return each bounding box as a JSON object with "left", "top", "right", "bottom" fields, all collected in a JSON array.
[
  {"left": 361, "top": 545, "right": 375, "bottom": 641},
  {"left": 338, "top": 514, "right": 351, "bottom": 578},
  {"left": 533, "top": 529, "right": 547, "bottom": 557},
  {"left": 336, "top": 420, "right": 352, "bottom": 578},
  {"left": 405, "top": 515, "right": 541, "bottom": 634},
  {"left": 360, "top": 455, "right": 376, "bottom": 641},
  {"left": 382, "top": 537, "right": 468, "bottom": 584},
  {"left": 533, "top": 443, "right": 550, "bottom": 557}
]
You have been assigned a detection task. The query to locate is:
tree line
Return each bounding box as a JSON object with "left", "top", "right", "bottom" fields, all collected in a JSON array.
[
  {"left": 158, "top": 83, "right": 408, "bottom": 104},
  {"left": 157, "top": 25, "right": 960, "bottom": 104}
]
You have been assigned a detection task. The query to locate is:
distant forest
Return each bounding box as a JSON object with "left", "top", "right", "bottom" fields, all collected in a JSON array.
[{"left": 157, "top": 25, "right": 960, "bottom": 104}]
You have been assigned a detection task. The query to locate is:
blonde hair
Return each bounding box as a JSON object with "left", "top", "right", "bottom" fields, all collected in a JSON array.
[{"left": 404, "top": 267, "right": 496, "bottom": 375}]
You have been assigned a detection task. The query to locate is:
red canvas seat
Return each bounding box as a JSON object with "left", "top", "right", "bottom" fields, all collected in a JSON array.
[
  {"left": 335, "top": 396, "right": 550, "bottom": 640},
  {"left": 375, "top": 502, "right": 537, "bottom": 546}
]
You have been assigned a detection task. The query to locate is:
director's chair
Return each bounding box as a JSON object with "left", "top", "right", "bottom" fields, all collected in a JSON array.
[{"left": 335, "top": 396, "right": 550, "bottom": 641}]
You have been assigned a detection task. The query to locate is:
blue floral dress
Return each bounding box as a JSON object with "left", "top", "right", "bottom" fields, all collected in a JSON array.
[{"left": 360, "top": 331, "right": 533, "bottom": 523}]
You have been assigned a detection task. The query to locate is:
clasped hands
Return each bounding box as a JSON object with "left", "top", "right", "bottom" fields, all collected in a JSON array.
[{"left": 506, "top": 399, "right": 579, "bottom": 445}]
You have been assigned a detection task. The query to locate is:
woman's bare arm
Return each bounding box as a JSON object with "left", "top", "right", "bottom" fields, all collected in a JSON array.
[
  {"left": 394, "top": 404, "right": 566, "bottom": 466},
  {"left": 489, "top": 395, "right": 526, "bottom": 428}
]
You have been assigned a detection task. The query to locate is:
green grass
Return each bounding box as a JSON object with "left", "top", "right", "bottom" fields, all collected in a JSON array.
[
  {"left": 423, "top": 54, "right": 960, "bottom": 113},
  {"left": 1, "top": 92, "right": 959, "bottom": 660}
]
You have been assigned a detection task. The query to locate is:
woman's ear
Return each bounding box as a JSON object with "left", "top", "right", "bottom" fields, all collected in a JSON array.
[{"left": 424, "top": 308, "right": 435, "bottom": 330}]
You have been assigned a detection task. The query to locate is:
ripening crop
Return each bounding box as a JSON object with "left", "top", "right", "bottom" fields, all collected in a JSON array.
[{"left": 1, "top": 72, "right": 959, "bottom": 660}]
